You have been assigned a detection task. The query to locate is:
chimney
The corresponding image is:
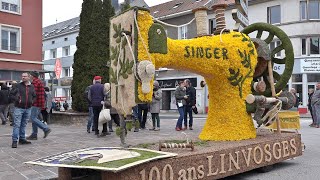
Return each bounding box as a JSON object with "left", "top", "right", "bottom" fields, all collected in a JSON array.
[
  {"left": 212, "top": 0, "right": 229, "bottom": 35},
  {"left": 192, "top": 6, "right": 209, "bottom": 37}
]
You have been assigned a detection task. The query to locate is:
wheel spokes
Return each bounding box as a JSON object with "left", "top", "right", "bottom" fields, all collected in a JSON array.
[
  {"left": 273, "top": 57, "right": 286, "bottom": 64},
  {"left": 272, "top": 45, "right": 284, "bottom": 57},
  {"left": 265, "top": 32, "right": 275, "bottom": 44},
  {"left": 256, "top": 30, "right": 263, "bottom": 39}
]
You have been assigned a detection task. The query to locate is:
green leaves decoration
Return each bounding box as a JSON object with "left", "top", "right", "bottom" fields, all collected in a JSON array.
[
  {"left": 110, "top": 23, "right": 134, "bottom": 81},
  {"left": 228, "top": 68, "right": 243, "bottom": 86}
]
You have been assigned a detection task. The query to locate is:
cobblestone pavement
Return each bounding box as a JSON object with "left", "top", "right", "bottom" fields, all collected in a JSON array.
[
  {"left": 0, "top": 114, "right": 316, "bottom": 180},
  {"left": 0, "top": 114, "right": 207, "bottom": 180}
]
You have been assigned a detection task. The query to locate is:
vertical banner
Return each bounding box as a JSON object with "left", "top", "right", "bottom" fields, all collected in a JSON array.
[{"left": 54, "top": 58, "right": 62, "bottom": 79}]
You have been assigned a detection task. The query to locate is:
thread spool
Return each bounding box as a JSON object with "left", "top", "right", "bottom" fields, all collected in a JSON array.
[
  {"left": 212, "top": 0, "right": 228, "bottom": 35},
  {"left": 159, "top": 141, "right": 194, "bottom": 151},
  {"left": 192, "top": 7, "right": 209, "bottom": 37}
]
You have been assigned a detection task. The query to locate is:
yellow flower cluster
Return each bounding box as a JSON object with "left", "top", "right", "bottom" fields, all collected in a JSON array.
[
  {"left": 137, "top": 10, "right": 258, "bottom": 141},
  {"left": 137, "top": 10, "right": 155, "bottom": 102}
]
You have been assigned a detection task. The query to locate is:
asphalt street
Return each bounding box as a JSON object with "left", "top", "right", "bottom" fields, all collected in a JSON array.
[{"left": 0, "top": 114, "right": 318, "bottom": 180}]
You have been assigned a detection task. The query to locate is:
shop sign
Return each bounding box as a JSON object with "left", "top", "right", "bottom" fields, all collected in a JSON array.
[
  {"left": 300, "top": 59, "right": 320, "bottom": 73},
  {"left": 157, "top": 78, "right": 197, "bottom": 89}
]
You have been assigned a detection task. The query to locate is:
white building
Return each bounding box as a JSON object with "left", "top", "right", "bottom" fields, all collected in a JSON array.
[
  {"left": 151, "top": 0, "right": 320, "bottom": 113},
  {"left": 222, "top": 0, "right": 320, "bottom": 113}
]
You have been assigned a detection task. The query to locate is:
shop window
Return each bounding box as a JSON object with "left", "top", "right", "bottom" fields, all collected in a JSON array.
[
  {"left": 307, "top": 74, "right": 320, "bottom": 82},
  {"left": 209, "top": 18, "right": 216, "bottom": 34},
  {"left": 310, "top": 37, "right": 320, "bottom": 55},
  {"left": 1, "top": 25, "right": 21, "bottom": 53},
  {"left": 267, "top": 5, "right": 281, "bottom": 24},
  {"left": 178, "top": 25, "right": 187, "bottom": 39},
  {"left": 301, "top": 38, "right": 307, "bottom": 55},
  {"left": 292, "top": 74, "right": 302, "bottom": 82}
]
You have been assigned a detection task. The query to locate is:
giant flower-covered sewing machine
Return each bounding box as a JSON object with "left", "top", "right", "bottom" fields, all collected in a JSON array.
[{"left": 109, "top": 8, "right": 294, "bottom": 143}]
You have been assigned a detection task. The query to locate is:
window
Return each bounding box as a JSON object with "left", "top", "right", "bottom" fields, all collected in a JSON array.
[
  {"left": 300, "top": 1, "right": 307, "bottom": 20},
  {"left": 179, "top": 25, "right": 187, "bottom": 39},
  {"left": 42, "top": 51, "right": 45, "bottom": 60},
  {"left": 64, "top": 68, "right": 70, "bottom": 77},
  {"left": 52, "top": 40, "right": 55, "bottom": 44},
  {"left": 267, "top": 5, "right": 281, "bottom": 24},
  {"left": 300, "top": 1, "right": 320, "bottom": 20},
  {"left": 1, "top": 0, "right": 20, "bottom": 14},
  {"left": 50, "top": 49, "right": 56, "bottom": 58},
  {"left": 270, "top": 40, "right": 281, "bottom": 57},
  {"left": 63, "top": 46, "right": 70, "bottom": 56},
  {"left": 64, "top": 37, "right": 68, "bottom": 41},
  {"left": 301, "top": 38, "right": 307, "bottom": 55},
  {"left": 310, "top": 37, "right": 319, "bottom": 54},
  {"left": 1, "top": 25, "right": 21, "bottom": 53},
  {"left": 309, "top": 0, "right": 320, "bottom": 19},
  {"left": 209, "top": 18, "right": 216, "bottom": 34}
]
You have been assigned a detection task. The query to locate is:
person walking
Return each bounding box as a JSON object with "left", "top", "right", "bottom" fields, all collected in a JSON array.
[
  {"left": 311, "top": 83, "right": 320, "bottom": 128},
  {"left": 85, "top": 80, "right": 95, "bottom": 133},
  {"left": 184, "top": 79, "right": 196, "bottom": 130},
  {"left": 138, "top": 103, "right": 149, "bottom": 130},
  {"left": 89, "top": 76, "right": 110, "bottom": 137},
  {"left": 8, "top": 81, "right": 18, "bottom": 126},
  {"left": 149, "top": 81, "right": 162, "bottom": 131},
  {"left": 63, "top": 101, "right": 69, "bottom": 111},
  {"left": 175, "top": 81, "right": 187, "bottom": 131},
  {"left": 27, "top": 71, "right": 52, "bottom": 140},
  {"left": 41, "top": 87, "right": 52, "bottom": 124},
  {"left": 308, "top": 88, "right": 315, "bottom": 127},
  {"left": 0, "top": 84, "right": 10, "bottom": 125},
  {"left": 103, "top": 83, "right": 120, "bottom": 133},
  {"left": 11, "top": 72, "right": 36, "bottom": 148}
]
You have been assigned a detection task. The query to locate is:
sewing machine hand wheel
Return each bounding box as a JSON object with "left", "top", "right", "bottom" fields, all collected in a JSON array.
[{"left": 242, "top": 23, "right": 294, "bottom": 97}]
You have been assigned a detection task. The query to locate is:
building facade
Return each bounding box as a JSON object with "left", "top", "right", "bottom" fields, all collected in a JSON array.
[
  {"left": 150, "top": 0, "right": 320, "bottom": 113},
  {"left": 0, "top": 0, "right": 42, "bottom": 81},
  {"left": 42, "top": 17, "right": 79, "bottom": 100},
  {"left": 42, "top": 0, "right": 148, "bottom": 101}
]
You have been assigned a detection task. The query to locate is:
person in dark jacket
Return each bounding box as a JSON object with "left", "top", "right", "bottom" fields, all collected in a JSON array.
[
  {"left": 308, "top": 88, "right": 315, "bottom": 126},
  {"left": 0, "top": 84, "right": 10, "bottom": 125},
  {"left": 175, "top": 81, "right": 187, "bottom": 131},
  {"left": 11, "top": 72, "right": 36, "bottom": 148},
  {"left": 184, "top": 79, "right": 196, "bottom": 130},
  {"left": 85, "top": 80, "right": 95, "bottom": 133},
  {"left": 89, "top": 76, "right": 110, "bottom": 137}
]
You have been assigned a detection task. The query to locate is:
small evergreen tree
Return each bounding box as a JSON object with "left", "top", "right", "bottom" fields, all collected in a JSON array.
[
  {"left": 87, "top": 0, "right": 110, "bottom": 85},
  {"left": 102, "top": 0, "right": 115, "bottom": 69},
  {"left": 71, "top": 0, "right": 95, "bottom": 112}
]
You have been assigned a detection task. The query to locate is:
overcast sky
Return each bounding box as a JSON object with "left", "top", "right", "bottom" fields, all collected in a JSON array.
[{"left": 43, "top": 0, "right": 172, "bottom": 27}]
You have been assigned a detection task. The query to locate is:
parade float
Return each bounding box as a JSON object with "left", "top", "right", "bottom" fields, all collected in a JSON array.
[{"left": 26, "top": 1, "right": 303, "bottom": 179}]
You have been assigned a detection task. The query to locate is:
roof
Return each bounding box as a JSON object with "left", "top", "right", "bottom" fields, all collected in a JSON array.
[
  {"left": 42, "top": 17, "right": 80, "bottom": 39},
  {"left": 42, "top": 0, "right": 147, "bottom": 40},
  {"left": 150, "top": 0, "right": 212, "bottom": 19}
]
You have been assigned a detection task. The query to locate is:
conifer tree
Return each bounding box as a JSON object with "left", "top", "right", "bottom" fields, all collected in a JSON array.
[
  {"left": 102, "top": 0, "right": 115, "bottom": 68},
  {"left": 71, "top": 0, "right": 95, "bottom": 111}
]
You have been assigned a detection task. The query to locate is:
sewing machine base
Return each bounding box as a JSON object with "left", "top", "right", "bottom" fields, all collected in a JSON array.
[{"left": 58, "top": 132, "right": 302, "bottom": 180}]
